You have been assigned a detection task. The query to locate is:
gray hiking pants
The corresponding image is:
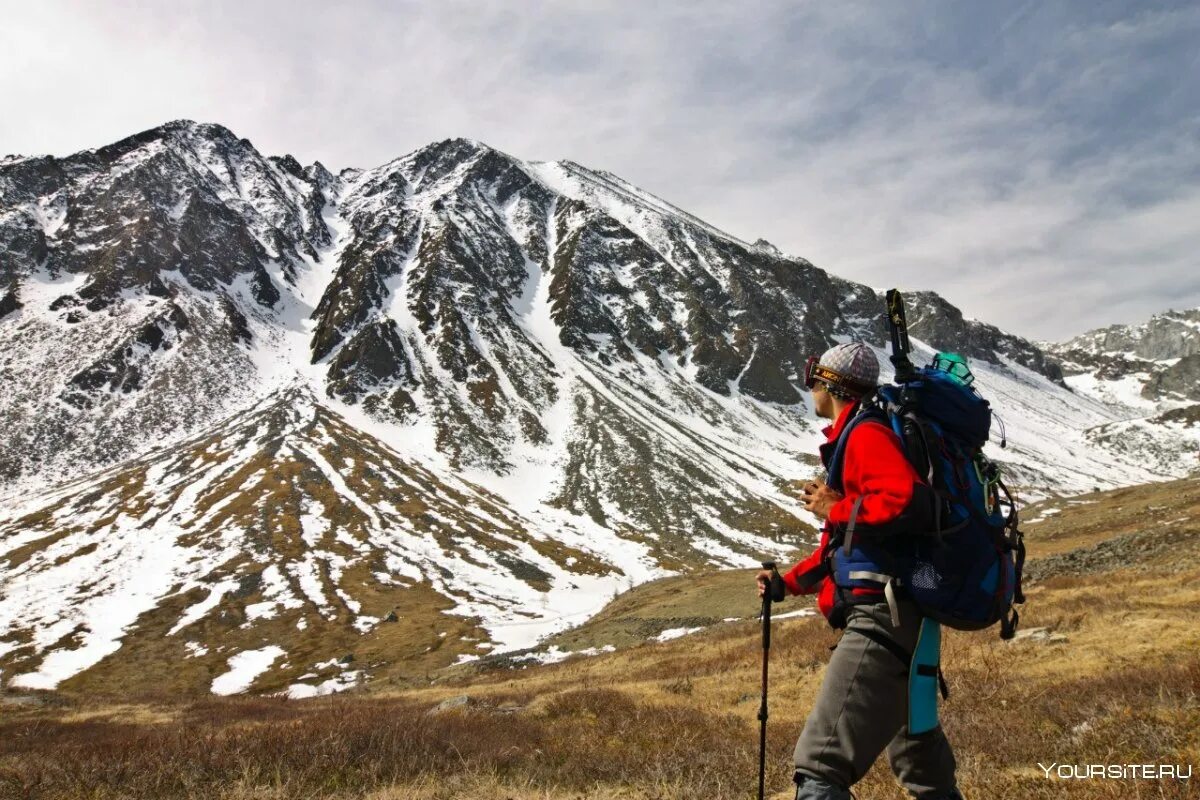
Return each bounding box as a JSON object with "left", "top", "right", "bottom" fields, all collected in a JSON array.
[{"left": 793, "top": 598, "right": 961, "bottom": 800}]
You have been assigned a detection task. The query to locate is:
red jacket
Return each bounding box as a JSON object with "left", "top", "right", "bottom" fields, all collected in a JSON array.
[{"left": 781, "top": 400, "right": 923, "bottom": 621}]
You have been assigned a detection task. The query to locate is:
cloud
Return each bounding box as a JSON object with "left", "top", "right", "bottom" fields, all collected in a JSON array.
[{"left": 1, "top": 0, "right": 1197, "bottom": 340}]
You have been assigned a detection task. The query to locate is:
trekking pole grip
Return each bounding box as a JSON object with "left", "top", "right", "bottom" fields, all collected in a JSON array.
[
  {"left": 760, "top": 561, "right": 785, "bottom": 651},
  {"left": 762, "top": 560, "right": 786, "bottom": 603}
]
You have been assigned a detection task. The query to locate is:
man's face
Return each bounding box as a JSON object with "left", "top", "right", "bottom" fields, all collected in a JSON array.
[{"left": 811, "top": 381, "right": 835, "bottom": 419}]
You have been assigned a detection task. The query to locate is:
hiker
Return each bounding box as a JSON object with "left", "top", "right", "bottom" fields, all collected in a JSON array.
[{"left": 756, "top": 342, "right": 965, "bottom": 800}]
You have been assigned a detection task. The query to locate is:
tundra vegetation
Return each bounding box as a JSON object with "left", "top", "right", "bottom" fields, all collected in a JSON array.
[{"left": 1, "top": 478, "right": 1197, "bottom": 800}]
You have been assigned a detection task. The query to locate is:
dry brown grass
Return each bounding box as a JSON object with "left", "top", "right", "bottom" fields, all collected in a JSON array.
[
  {"left": 0, "top": 689, "right": 760, "bottom": 800},
  {"left": 2, "top": 478, "right": 1197, "bottom": 799},
  {"left": 6, "top": 565, "right": 1196, "bottom": 800}
]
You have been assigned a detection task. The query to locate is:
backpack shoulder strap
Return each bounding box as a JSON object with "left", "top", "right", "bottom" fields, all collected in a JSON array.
[{"left": 827, "top": 404, "right": 892, "bottom": 493}]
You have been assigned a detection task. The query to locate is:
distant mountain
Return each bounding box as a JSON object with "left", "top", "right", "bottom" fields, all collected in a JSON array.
[
  {"left": 1041, "top": 308, "right": 1200, "bottom": 471},
  {"left": 1044, "top": 307, "right": 1200, "bottom": 402},
  {"left": 1, "top": 121, "right": 1195, "bottom": 695}
]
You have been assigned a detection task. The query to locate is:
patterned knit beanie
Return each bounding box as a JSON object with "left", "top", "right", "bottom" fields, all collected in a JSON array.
[{"left": 808, "top": 342, "right": 879, "bottom": 398}]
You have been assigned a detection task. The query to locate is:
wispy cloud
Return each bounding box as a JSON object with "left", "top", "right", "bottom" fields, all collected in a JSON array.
[{"left": 2, "top": 0, "right": 1197, "bottom": 340}]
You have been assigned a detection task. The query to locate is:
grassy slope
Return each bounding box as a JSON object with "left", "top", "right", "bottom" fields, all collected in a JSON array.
[{"left": 2, "top": 477, "right": 1198, "bottom": 799}]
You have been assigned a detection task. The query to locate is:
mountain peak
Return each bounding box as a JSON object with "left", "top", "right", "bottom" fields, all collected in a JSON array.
[
  {"left": 398, "top": 137, "right": 506, "bottom": 169},
  {"left": 86, "top": 119, "right": 249, "bottom": 167},
  {"left": 157, "top": 118, "right": 235, "bottom": 137},
  {"left": 4, "top": 120, "right": 1200, "bottom": 696},
  {"left": 1050, "top": 304, "right": 1200, "bottom": 367},
  {"left": 412, "top": 137, "right": 524, "bottom": 171},
  {"left": 136, "top": 119, "right": 243, "bottom": 148},
  {"left": 426, "top": 136, "right": 497, "bottom": 153},
  {"left": 753, "top": 238, "right": 783, "bottom": 256}
]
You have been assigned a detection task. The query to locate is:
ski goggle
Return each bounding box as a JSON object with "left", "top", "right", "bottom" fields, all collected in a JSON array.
[
  {"left": 804, "top": 356, "right": 872, "bottom": 395},
  {"left": 803, "top": 356, "right": 834, "bottom": 389}
]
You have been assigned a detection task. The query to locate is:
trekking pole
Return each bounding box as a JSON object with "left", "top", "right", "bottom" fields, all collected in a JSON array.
[{"left": 758, "top": 561, "right": 787, "bottom": 800}]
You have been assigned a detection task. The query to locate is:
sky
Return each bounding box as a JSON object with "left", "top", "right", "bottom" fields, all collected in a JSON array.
[{"left": 2, "top": 0, "right": 1198, "bottom": 341}]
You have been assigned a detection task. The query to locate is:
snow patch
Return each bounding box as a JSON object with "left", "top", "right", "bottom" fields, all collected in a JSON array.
[{"left": 211, "top": 646, "right": 286, "bottom": 695}]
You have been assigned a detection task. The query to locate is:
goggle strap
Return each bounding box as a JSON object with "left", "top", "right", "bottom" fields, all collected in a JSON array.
[{"left": 806, "top": 361, "right": 874, "bottom": 396}]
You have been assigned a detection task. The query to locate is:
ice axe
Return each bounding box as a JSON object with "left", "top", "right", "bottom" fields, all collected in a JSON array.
[{"left": 757, "top": 560, "right": 787, "bottom": 800}]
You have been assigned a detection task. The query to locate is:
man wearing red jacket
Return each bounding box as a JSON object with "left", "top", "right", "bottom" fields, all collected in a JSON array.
[{"left": 758, "top": 342, "right": 963, "bottom": 800}]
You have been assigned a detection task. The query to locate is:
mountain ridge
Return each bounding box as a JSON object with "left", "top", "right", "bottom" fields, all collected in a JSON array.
[{"left": 2, "top": 119, "right": 1197, "bottom": 695}]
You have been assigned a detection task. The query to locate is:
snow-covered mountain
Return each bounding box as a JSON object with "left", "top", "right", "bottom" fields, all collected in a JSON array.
[
  {"left": 1, "top": 120, "right": 1195, "bottom": 695},
  {"left": 1042, "top": 308, "right": 1200, "bottom": 471},
  {"left": 1045, "top": 307, "right": 1200, "bottom": 403}
]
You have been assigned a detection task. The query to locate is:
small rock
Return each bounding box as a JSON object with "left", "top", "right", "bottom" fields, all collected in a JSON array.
[
  {"left": 1008, "top": 627, "right": 1049, "bottom": 642},
  {"left": 430, "top": 694, "right": 476, "bottom": 713},
  {"left": 1007, "top": 627, "right": 1069, "bottom": 645},
  {"left": 384, "top": 611, "right": 398, "bottom": 623},
  {"left": 340, "top": 653, "right": 355, "bottom": 664}
]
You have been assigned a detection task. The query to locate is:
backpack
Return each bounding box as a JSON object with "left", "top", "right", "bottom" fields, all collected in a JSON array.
[{"left": 826, "top": 364, "right": 1026, "bottom": 638}]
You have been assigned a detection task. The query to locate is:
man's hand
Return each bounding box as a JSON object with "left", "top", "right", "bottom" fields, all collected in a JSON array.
[
  {"left": 756, "top": 569, "right": 773, "bottom": 598},
  {"left": 799, "top": 478, "right": 844, "bottom": 521}
]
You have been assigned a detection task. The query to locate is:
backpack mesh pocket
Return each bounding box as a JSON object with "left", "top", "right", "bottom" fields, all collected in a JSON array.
[{"left": 909, "top": 561, "right": 942, "bottom": 592}]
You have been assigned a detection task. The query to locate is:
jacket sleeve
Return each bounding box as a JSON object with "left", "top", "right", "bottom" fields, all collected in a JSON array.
[
  {"left": 826, "top": 421, "right": 924, "bottom": 528},
  {"left": 781, "top": 527, "right": 829, "bottom": 596}
]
